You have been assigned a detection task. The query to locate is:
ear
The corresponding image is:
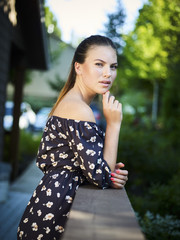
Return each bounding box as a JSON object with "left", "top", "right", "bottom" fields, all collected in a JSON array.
[{"left": 74, "top": 62, "right": 82, "bottom": 75}]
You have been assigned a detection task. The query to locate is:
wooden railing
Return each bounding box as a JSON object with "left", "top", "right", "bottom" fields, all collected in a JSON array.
[{"left": 62, "top": 185, "right": 145, "bottom": 240}]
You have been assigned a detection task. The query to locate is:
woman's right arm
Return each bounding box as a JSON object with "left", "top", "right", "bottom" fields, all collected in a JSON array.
[{"left": 102, "top": 91, "right": 123, "bottom": 172}]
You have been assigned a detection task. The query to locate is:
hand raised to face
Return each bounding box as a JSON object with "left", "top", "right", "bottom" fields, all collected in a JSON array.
[{"left": 102, "top": 91, "right": 123, "bottom": 127}]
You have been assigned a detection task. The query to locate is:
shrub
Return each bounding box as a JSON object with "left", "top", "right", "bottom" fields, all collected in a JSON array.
[
  {"left": 3, "top": 130, "right": 41, "bottom": 165},
  {"left": 148, "top": 172, "right": 180, "bottom": 217},
  {"left": 118, "top": 124, "right": 180, "bottom": 194},
  {"left": 19, "top": 130, "right": 41, "bottom": 158},
  {"left": 118, "top": 121, "right": 180, "bottom": 225},
  {"left": 137, "top": 211, "right": 180, "bottom": 240}
]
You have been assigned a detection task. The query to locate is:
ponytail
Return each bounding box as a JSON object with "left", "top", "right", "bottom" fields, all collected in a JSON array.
[
  {"left": 49, "top": 62, "right": 76, "bottom": 116},
  {"left": 48, "top": 35, "right": 117, "bottom": 117}
]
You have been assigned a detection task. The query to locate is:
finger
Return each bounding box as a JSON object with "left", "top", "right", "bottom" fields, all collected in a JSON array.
[
  {"left": 114, "top": 100, "right": 119, "bottom": 109},
  {"left": 115, "top": 162, "right": 125, "bottom": 169},
  {"left": 111, "top": 177, "right": 126, "bottom": 185},
  {"left": 111, "top": 173, "right": 128, "bottom": 181},
  {"left": 111, "top": 182, "right": 124, "bottom": 189},
  {"left": 118, "top": 103, "right": 122, "bottom": 116},
  {"left": 119, "top": 103, "right": 123, "bottom": 116},
  {"left": 109, "top": 95, "right": 115, "bottom": 105},
  {"left": 118, "top": 102, "right": 122, "bottom": 110},
  {"left": 115, "top": 169, "right": 128, "bottom": 176},
  {"left": 102, "top": 91, "right": 110, "bottom": 105}
]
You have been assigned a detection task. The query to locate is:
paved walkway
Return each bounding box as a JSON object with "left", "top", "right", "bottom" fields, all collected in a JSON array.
[{"left": 0, "top": 160, "right": 43, "bottom": 240}]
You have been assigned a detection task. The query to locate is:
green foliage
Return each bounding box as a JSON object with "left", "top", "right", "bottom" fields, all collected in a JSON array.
[
  {"left": 118, "top": 121, "right": 180, "bottom": 239},
  {"left": 161, "top": 71, "right": 180, "bottom": 137},
  {"left": 149, "top": 173, "right": 180, "bottom": 217},
  {"left": 104, "top": 0, "right": 180, "bottom": 238},
  {"left": 3, "top": 131, "right": 41, "bottom": 164},
  {"left": 119, "top": 125, "right": 179, "bottom": 190},
  {"left": 120, "top": 90, "right": 149, "bottom": 114},
  {"left": 122, "top": 24, "right": 168, "bottom": 81},
  {"left": 137, "top": 211, "right": 180, "bottom": 240},
  {"left": 116, "top": 0, "right": 180, "bottom": 126},
  {"left": 129, "top": 170, "right": 180, "bottom": 218},
  {"left": 19, "top": 131, "right": 41, "bottom": 158},
  {"left": 44, "top": 6, "right": 61, "bottom": 38},
  {"left": 104, "top": 0, "right": 125, "bottom": 54}
]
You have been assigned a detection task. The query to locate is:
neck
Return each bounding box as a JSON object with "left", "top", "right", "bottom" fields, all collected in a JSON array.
[{"left": 70, "top": 78, "right": 96, "bottom": 105}]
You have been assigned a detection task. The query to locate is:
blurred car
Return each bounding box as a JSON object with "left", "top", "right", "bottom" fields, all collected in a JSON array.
[
  {"left": 3, "top": 101, "right": 36, "bottom": 131},
  {"left": 90, "top": 102, "right": 106, "bottom": 130},
  {"left": 33, "top": 107, "right": 51, "bottom": 132}
]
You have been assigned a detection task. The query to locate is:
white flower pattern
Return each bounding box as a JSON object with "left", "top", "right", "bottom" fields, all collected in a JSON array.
[
  {"left": 77, "top": 143, "right": 84, "bottom": 151},
  {"left": 37, "top": 234, "right": 43, "bottom": 240},
  {"left": 54, "top": 181, "right": 60, "bottom": 187},
  {"left": 45, "top": 201, "right": 53, "bottom": 208},
  {"left": 43, "top": 213, "right": 54, "bottom": 221},
  {"left": 86, "top": 149, "right": 96, "bottom": 156},
  {"left": 59, "top": 152, "right": 68, "bottom": 159},
  {"left": 55, "top": 225, "right": 64, "bottom": 233},
  {"left": 31, "top": 222, "right": 38, "bottom": 231},
  {"left": 17, "top": 116, "right": 111, "bottom": 240},
  {"left": 23, "top": 218, "right": 28, "bottom": 223},
  {"left": 37, "top": 210, "right": 42, "bottom": 216},
  {"left": 46, "top": 189, "right": 52, "bottom": 196}
]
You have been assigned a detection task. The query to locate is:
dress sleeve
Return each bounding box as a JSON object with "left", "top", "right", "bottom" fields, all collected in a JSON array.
[{"left": 67, "top": 121, "right": 112, "bottom": 189}]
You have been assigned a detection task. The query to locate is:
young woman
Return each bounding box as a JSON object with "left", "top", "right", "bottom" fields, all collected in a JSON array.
[{"left": 17, "top": 35, "right": 128, "bottom": 240}]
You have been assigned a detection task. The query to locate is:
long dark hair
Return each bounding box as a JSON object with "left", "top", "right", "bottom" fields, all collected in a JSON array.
[{"left": 49, "top": 35, "right": 117, "bottom": 116}]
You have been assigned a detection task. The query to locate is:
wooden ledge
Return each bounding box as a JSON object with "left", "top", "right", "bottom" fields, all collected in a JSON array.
[{"left": 62, "top": 185, "right": 145, "bottom": 240}]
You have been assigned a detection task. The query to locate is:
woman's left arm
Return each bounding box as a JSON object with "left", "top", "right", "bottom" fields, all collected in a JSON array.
[{"left": 110, "top": 162, "right": 128, "bottom": 189}]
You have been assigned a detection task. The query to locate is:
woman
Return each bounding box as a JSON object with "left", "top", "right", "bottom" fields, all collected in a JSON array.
[{"left": 17, "top": 35, "right": 128, "bottom": 240}]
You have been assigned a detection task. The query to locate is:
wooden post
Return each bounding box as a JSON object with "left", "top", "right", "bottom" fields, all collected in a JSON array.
[{"left": 10, "top": 66, "right": 25, "bottom": 180}]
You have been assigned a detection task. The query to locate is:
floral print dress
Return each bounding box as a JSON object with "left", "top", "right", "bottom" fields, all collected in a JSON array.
[{"left": 17, "top": 116, "right": 112, "bottom": 240}]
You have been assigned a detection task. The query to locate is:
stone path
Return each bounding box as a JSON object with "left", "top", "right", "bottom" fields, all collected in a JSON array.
[{"left": 0, "top": 160, "right": 43, "bottom": 240}]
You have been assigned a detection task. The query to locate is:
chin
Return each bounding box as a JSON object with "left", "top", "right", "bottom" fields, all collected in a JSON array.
[{"left": 99, "top": 87, "right": 111, "bottom": 95}]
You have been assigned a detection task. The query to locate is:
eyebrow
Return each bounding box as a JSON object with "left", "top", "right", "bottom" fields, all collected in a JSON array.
[{"left": 94, "top": 59, "right": 118, "bottom": 65}]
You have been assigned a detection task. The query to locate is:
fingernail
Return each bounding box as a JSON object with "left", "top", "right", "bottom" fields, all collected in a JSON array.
[
  {"left": 111, "top": 173, "right": 115, "bottom": 176},
  {"left": 116, "top": 170, "right": 120, "bottom": 174},
  {"left": 110, "top": 177, "right": 115, "bottom": 181}
]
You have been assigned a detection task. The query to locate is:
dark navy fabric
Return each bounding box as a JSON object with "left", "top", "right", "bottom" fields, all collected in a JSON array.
[{"left": 17, "top": 116, "right": 111, "bottom": 240}]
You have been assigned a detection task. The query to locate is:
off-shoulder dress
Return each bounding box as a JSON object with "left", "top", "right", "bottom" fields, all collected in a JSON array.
[{"left": 17, "top": 116, "right": 112, "bottom": 240}]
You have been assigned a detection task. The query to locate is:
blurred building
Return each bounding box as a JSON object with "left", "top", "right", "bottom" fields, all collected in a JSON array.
[
  {"left": 7, "top": 36, "right": 75, "bottom": 102},
  {"left": 0, "top": 0, "right": 50, "bottom": 176}
]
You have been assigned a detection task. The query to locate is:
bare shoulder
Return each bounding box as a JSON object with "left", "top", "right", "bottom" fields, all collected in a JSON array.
[{"left": 53, "top": 99, "right": 96, "bottom": 123}]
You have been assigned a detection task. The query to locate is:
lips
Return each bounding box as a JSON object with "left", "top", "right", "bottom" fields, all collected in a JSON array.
[{"left": 99, "top": 80, "right": 111, "bottom": 84}]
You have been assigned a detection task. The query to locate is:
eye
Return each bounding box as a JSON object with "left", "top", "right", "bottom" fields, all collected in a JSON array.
[
  {"left": 111, "top": 65, "right": 118, "bottom": 70},
  {"left": 95, "top": 62, "right": 103, "bottom": 67}
]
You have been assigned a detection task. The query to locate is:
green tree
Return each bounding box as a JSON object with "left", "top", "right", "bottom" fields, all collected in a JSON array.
[
  {"left": 123, "top": 25, "right": 168, "bottom": 123},
  {"left": 120, "top": 0, "right": 180, "bottom": 126},
  {"left": 44, "top": 6, "right": 61, "bottom": 38},
  {"left": 104, "top": 1, "right": 180, "bottom": 238},
  {"left": 103, "top": 0, "right": 125, "bottom": 96},
  {"left": 104, "top": 0, "right": 125, "bottom": 54}
]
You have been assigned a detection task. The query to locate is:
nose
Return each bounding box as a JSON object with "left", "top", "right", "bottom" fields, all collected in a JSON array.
[{"left": 103, "top": 66, "right": 111, "bottom": 78}]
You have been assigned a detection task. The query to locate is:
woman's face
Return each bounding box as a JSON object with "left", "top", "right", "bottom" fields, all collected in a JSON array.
[{"left": 75, "top": 45, "right": 118, "bottom": 95}]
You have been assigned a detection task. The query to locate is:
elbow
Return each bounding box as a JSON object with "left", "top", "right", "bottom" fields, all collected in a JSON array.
[{"left": 91, "top": 175, "right": 112, "bottom": 189}]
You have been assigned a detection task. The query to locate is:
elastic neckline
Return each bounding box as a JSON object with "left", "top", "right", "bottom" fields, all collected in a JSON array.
[{"left": 50, "top": 115, "right": 98, "bottom": 126}]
